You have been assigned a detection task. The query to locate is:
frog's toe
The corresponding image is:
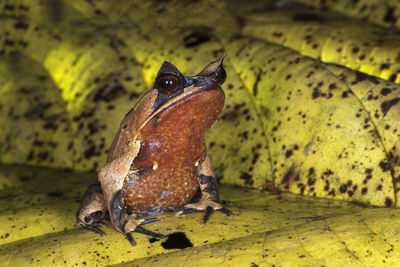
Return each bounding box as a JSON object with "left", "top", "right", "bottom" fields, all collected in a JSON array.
[
  {"left": 125, "top": 232, "right": 137, "bottom": 246},
  {"left": 75, "top": 216, "right": 107, "bottom": 236},
  {"left": 215, "top": 207, "right": 234, "bottom": 217},
  {"left": 134, "top": 225, "right": 167, "bottom": 239},
  {"left": 82, "top": 224, "right": 107, "bottom": 236},
  {"left": 175, "top": 208, "right": 203, "bottom": 216},
  {"left": 177, "top": 200, "right": 234, "bottom": 224},
  {"left": 140, "top": 217, "right": 164, "bottom": 225},
  {"left": 199, "top": 206, "right": 234, "bottom": 224},
  {"left": 124, "top": 226, "right": 166, "bottom": 246},
  {"left": 122, "top": 217, "right": 167, "bottom": 246}
]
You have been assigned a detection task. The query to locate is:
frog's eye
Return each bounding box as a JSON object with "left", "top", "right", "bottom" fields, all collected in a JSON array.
[{"left": 155, "top": 75, "right": 184, "bottom": 95}]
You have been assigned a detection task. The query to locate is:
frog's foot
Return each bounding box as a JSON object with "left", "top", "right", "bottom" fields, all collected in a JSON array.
[
  {"left": 121, "top": 217, "right": 167, "bottom": 246},
  {"left": 75, "top": 210, "right": 108, "bottom": 237},
  {"left": 176, "top": 199, "right": 234, "bottom": 225},
  {"left": 75, "top": 222, "right": 107, "bottom": 236},
  {"left": 109, "top": 190, "right": 167, "bottom": 245}
]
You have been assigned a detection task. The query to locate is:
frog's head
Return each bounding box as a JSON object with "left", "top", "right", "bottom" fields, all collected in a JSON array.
[
  {"left": 153, "top": 54, "right": 226, "bottom": 100},
  {"left": 148, "top": 55, "right": 227, "bottom": 128}
]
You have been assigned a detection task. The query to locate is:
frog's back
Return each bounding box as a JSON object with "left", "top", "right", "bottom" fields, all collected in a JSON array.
[{"left": 106, "top": 89, "right": 159, "bottom": 163}]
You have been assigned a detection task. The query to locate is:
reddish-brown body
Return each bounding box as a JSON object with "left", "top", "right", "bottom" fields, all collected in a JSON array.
[{"left": 123, "top": 89, "right": 225, "bottom": 214}]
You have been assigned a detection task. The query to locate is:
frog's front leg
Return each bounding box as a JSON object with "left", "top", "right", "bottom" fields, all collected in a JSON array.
[
  {"left": 99, "top": 140, "right": 166, "bottom": 246},
  {"left": 177, "top": 155, "right": 234, "bottom": 224}
]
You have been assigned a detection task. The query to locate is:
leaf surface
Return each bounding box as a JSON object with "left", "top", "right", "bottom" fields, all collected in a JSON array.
[{"left": 1, "top": 0, "right": 400, "bottom": 265}]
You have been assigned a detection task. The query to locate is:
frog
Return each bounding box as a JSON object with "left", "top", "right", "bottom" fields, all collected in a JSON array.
[{"left": 75, "top": 55, "right": 233, "bottom": 246}]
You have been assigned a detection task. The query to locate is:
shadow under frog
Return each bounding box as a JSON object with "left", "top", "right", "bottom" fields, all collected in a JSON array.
[{"left": 75, "top": 55, "right": 233, "bottom": 246}]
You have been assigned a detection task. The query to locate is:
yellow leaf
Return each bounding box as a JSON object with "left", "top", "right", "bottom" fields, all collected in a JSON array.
[
  {"left": 2, "top": 165, "right": 400, "bottom": 265},
  {"left": 292, "top": 0, "right": 400, "bottom": 30},
  {"left": 242, "top": 7, "right": 400, "bottom": 83}
]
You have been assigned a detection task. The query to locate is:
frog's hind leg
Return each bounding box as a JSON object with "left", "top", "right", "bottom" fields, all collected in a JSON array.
[
  {"left": 176, "top": 155, "right": 234, "bottom": 224},
  {"left": 109, "top": 189, "right": 167, "bottom": 246},
  {"left": 98, "top": 140, "right": 165, "bottom": 245},
  {"left": 75, "top": 180, "right": 108, "bottom": 236}
]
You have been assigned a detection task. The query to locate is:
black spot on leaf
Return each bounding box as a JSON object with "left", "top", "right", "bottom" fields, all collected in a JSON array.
[
  {"left": 183, "top": 32, "right": 211, "bottom": 48},
  {"left": 381, "top": 88, "right": 392, "bottom": 96},
  {"left": 292, "top": 13, "right": 324, "bottom": 21},
  {"left": 381, "top": 98, "right": 400, "bottom": 116},
  {"left": 240, "top": 172, "right": 253, "bottom": 186},
  {"left": 281, "top": 166, "right": 300, "bottom": 186},
  {"left": 380, "top": 63, "right": 390, "bottom": 70},
  {"left": 384, "top": 6, "right": 397, "bottom": 23},
  {"left": 339, "top": 184, "right": 347, "bottom": 193},
  {"left": 389, "top": 74, "right": 397, "bottom": 82},
  {"left": 329, "top": 83, "right": 337, "bottom": 90},
  {"left": 379, "top": 160, "right": 391, "bottom": 172},
  {"left": 253, "top": 69, "right": 262, "bottom": 96},
  {"left": 328, "top": 189, "right": 336, "bottom": 196},
  {"left": 323, "top": 169, "right": 333, "bottom": 177},
  {"left": 385, "top": 197, "right": 393, "bottom": 207},
  {"left": 361, "top": 187, "right": 368, "bottom": 195}
]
